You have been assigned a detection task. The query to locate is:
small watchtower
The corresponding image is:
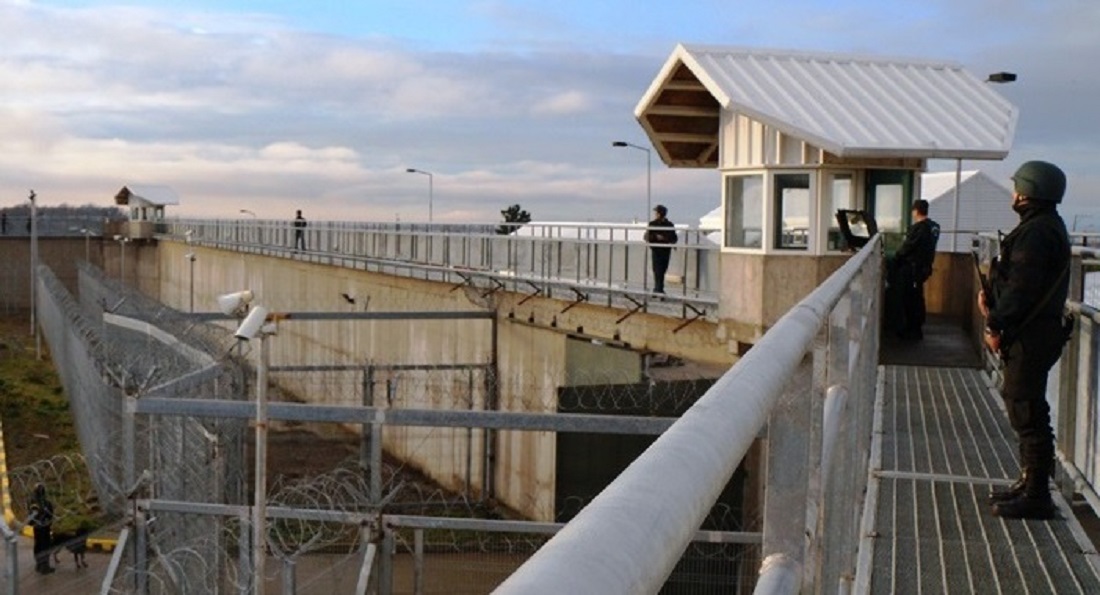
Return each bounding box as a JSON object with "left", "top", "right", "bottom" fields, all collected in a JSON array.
[
  {"left": 634, "top": 44, "right": 1017, "bottom": 343},
  {"left": 115, "top": 185, "right": 179, "bottom": 240}
]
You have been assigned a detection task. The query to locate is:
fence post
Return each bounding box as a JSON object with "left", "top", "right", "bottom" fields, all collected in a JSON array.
[
  {"left": 760, "top": 355, "right": 814, "bottom": 587},
  {"left": 239, "top": 510, "right": 252, "bottom": 595},
  {"left": 414, "top": 528, "right": 425, "bottom": 595},
  {"left": 282, "top": 558, "right": 296, "bottom": 595},
  {"left": 1057, "top": 315, "right": 1081, "bottom": 499},
  {"left": 135, "top": 506, "right": 149, "bottom": 595},
  {"left": 1, "top": 524, "right": 16, "bottom": 595},
  {"left": 379, "top": 526, "right": 395, "bottom": 595},
  {"left": 361, "top": 365, "right": 374, "bottom": 473}
]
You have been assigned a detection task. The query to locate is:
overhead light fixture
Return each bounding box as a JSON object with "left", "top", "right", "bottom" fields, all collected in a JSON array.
[{"left": 986, "top": 72, "right": 1017, "bottom": 83}]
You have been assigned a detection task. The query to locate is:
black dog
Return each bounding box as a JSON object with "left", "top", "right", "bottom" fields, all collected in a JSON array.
[{"left": 50, "top": 531, "right": 89, "bottom": 569}]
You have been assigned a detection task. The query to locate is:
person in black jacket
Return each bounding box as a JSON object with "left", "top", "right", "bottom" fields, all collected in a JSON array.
[
  {"left": 979, "top": 160, "right": 1071, "bottom": 520},
  {"left": 293, "top": 209, "right": 307, "bottom": 251},
  {"left": 893, "top": 199, "right": 940, "bottom": 340},
  {"left": 644, "top": 205, "right": 678, "bottom": 294},
  {"left": 27, "top": 483, "right": 56, "bottom": 574}
]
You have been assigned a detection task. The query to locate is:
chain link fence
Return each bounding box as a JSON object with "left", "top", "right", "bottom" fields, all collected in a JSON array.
[{"left": 28, "top": 259, "right": 752, "bottom": 593}]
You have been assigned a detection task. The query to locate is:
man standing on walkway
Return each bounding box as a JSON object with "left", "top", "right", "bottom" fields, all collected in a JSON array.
[
  {"left": 293, "top": 209, "right": 307, "bottom": 252},
  {"left": 893, "top": 199, "right": 940, "bottom": 340},
  {"left": 979, "top": 160, "right": 1071, "bottom": 520},
  {"left": 27, "top": 483, "right": 55, "bottom": 574},
  {"left": 644, "top": 205, "right": 677, "bottom": 294}
]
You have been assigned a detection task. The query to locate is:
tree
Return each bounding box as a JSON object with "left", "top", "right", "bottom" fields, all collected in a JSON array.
[{"left": 496, "top": 204, "right": 532, "bottom": 235}]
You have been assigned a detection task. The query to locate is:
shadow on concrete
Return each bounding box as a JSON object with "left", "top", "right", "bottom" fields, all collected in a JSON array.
[{"left": 879, "top": 314, "right": 982, "bottom": 368}]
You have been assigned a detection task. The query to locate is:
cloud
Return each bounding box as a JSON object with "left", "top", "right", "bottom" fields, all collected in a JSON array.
[
  {"left": 0, "top": 0, "right": 1096, "bottom": 228},
  {"left": 531, "top": 90, "right": 592, "bottom": 115}
]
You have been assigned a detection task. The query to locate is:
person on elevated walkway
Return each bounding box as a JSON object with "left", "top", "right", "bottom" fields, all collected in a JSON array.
[
  {"left": 645, "top": 205, "right": 677, "bottom": 295},
  {"left": 979, "top": 160, "right": 1072, "bottom": 520},
  {"left": 892, "top": 199, "right": 940, "bottom": 340}
]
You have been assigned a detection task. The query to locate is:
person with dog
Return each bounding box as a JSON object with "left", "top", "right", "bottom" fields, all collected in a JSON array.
[{"left": 27, "top": 483, "right": 56, "bottom": 574}]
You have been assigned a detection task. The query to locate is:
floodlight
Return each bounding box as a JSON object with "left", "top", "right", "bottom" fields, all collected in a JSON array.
[
  {"left": 216, "top": 290, "right": 254, "bottom": 317},
  {"left": 184, "top": 253, "right": 196, "bottom": 262},
  {"left": 234, "top": 306, "right": 270, "bottom": 341}
]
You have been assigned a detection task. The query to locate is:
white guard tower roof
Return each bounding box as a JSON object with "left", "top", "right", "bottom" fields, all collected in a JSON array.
[
  {"left": 115, "top": 184, "right": 180, "bottom": 207},
  {"left": 636, "top": 44, "right": 1018, "bottom": 167}
]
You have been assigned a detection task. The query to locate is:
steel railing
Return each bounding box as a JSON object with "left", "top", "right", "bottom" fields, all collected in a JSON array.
[
  {"left": 160, "top": 218, "right": 721, "bottom": 309},
  {"left": 496, "top": 235, "right": 883, "bottom": 594}
]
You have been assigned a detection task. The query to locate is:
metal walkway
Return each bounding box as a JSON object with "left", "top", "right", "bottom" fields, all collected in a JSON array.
[{"left": 867, "top": 364, "right": 1100, "bottom": 593}]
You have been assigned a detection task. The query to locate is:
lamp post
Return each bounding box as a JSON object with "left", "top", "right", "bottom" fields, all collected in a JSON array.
[
  {"left": 948, "top": 72, "right": 1018, "bottom": 252},
  {"left": 114, "top": 235, "right": 130, "bottom": 287},
  {"left": 29, "top": 190, "right": 39, "bottom": 358},
  {"left": 185, "top": 253, "right": 196, "bottom": 313},
  {"left": 405, "top": 168, "right": 434, "bottom": 223},
  {"left": 612, "top": 141, "right": 653, "bottom": 292}
]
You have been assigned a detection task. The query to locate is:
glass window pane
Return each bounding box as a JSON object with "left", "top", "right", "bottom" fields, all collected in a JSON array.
[
  {"left": 725, "top": 175, "right": 763, "bottom": 249},
  {"left": 774, "top": 173, "right": 810, "bottom": 250},
  {"left": 827, "top": 174, "right": 854, "bottom": 251},
  {"left": 874, "top": 184, "right": 904, "bottom": 233}
]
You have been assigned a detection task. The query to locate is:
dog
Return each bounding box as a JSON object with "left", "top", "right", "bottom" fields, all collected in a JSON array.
[{"left": 50, "top": 530, "right": 89, "bottom": 569}]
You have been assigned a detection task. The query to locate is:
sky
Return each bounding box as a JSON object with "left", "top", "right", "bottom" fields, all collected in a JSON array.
[{"left": 1, "top": 0, "right": 1098, "bottom": 228}]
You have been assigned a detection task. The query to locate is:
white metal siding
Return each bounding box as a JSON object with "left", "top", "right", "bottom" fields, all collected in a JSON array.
[
  {"left": 639, "top": 45, "right": 1017, "bottom": 161},
  {"left": 924, "top": 171, "right": 1015, "bottom": 252}
]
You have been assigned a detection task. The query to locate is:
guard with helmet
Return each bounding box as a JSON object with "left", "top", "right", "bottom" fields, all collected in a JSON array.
[{"left": 979, "top": 160, "right": 1071, "bottom": 520}]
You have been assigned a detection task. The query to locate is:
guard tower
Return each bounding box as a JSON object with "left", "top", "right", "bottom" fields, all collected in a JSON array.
[
  {"left": 115, "top": 185, "right": 179, "bottom": 240},
  {"left": 634, "top": 44, "right": 1017, "bottom": 345}
]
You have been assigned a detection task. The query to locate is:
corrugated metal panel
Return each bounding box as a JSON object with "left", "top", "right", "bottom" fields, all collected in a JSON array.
[
  {"left": 636, "top": 44, "right": 1017, "bottom": 162},
  {"left": 923, "top": 171, "right": 1016, "bottom": 252}
]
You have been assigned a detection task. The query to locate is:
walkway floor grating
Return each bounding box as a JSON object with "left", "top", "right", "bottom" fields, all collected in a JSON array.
[{"left": 868, "top": 366, "right": 1100, "bottom": 594}]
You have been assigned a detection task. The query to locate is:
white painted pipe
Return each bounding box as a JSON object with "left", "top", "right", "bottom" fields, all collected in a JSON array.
[
  {"left": 820, "top": 385, "right": 850, "bottom": 489},
  {"left": 495, "top": 237, "right": 882, "bottom": 595}
]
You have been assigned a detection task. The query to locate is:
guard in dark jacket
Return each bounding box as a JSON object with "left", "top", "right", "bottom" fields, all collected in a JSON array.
[
  {"left": 893, "top": 199, "right": 940, "bottom": 340},
  {"left": 979, "top": 160, "right": 1071, "bottom": 520},
  {"left": 645, "top": 205, "right": 678, "bottom": 294},
  {"left": 28, "top": 483, "right": 55, "bottom": 574}
]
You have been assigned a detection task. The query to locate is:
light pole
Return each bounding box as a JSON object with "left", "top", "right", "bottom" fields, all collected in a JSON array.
[
  {"left": 185, "top": 253, "right": 196, "bottom": 313},
  {"left": 612, "top": 141, "right": 653, "bottom": 291},
  {"left": 406, "top": 168, "right": 434, "bottom": 223},
  {"left": 114, "top": 235, "right": 130, "bottom": 287},
  {"left": 29, "top": 190, "right": 40, "bottom": 358},
  {"left": 948, "top": 72, "right": 1018, "bottom": 252},
  {"left": 240, "top": 209, "right": 260, "bottom": 245}
]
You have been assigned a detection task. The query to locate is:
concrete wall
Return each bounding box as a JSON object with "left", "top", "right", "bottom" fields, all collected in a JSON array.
[
  {"left": 716, "top": 252, "right": 849, "bottom": 347},
  {"left": 0, "top": 237, "right": 111, "bottom": 313}
]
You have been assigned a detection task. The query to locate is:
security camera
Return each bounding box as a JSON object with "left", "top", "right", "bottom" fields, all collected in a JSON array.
[
  {"left": 234, "top": 306, "right": 270, "bottom": 341},
  {"left": 216, "top": 290, "right": 253, "bottom": 317},
  {"left": 184, "top": 253, "right": 196, "bottom": 262}
]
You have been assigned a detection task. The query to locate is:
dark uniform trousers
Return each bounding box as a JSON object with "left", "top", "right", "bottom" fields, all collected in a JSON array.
[{"left": 1000, "top": 317, "right": 1064, "bottom": 473}]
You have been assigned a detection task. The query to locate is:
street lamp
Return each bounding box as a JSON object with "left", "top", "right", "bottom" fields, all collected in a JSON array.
[
  {"left": 29, "top": 190, "right": 39, "bottom": 357},
  {"left": 240, "top": 209, "right": 257, "bottom": 219},
  {"left": 185, "top": 252, "right": 197, "bottom": 313},
  {"left": 612, "top": 141, "right": 653, "bottom": 292},
  {"left": 949, "top": 72, "right": 1018, "bottom": 252},
  {"left": 114, "top": 234, "right": 131, "bottom": 287},
  {"left": 406, "top": 168, "right": 434, "bottom": 223}
]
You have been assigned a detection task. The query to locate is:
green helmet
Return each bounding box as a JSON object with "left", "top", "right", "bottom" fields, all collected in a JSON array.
[{"left": 1012, "top": 160, "right": 1066, "bottom": 203}]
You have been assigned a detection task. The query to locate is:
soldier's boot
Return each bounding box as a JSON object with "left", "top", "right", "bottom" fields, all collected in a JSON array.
[
  {"left": 988, "top": 470, "right": 1027, "bottom": 503},
  {"left": 991, "top": 466, "right": 1057, "bottom": 520}
]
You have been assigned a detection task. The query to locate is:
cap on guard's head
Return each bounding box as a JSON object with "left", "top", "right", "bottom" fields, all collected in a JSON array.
[{"left": 654, "top": 205, "right": 668, "bottom": 216}]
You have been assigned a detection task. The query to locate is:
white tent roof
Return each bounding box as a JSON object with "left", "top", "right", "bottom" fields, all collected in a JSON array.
[
  {"left": 636, "top": 44, "right": 1018, "bottom": 167},
  {"left": 115, "top": 184, "right": 180, "bottom": 207}
]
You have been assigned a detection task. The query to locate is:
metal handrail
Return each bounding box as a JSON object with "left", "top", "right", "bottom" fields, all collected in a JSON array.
[
  {"left": 160, "top": 218, "right": 723, "bottom": 308},
  {"left": 495, "top": 235, "right": 883, "bottom": 594}
]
